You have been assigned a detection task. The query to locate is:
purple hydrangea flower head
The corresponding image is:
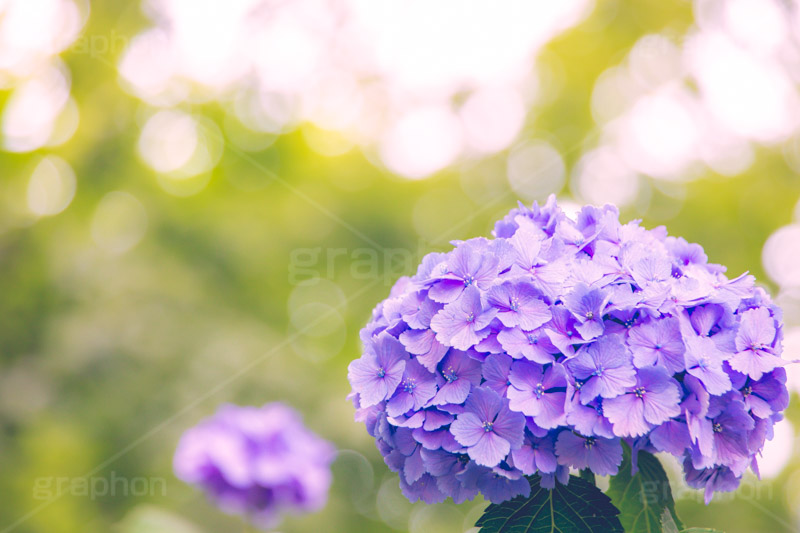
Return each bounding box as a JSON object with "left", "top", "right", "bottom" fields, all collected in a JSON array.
[
  {"left": 174, "top": 403, "right": 334, "bottom": 529},
  {"left": 348, "top": 196, "right": 789, "bottom": 505}
]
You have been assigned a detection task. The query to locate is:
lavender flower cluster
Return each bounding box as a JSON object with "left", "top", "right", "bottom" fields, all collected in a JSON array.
[
  {"left": 174, "top": 403, "right": 335, "bottom": 528},
  {"left": 348, "top": 196, "right": 788, "bottom": 506}
]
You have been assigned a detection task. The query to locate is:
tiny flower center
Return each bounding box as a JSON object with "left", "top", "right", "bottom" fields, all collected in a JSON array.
[
  {"left": 713, "top": 422, "right": 723, "bottom": 433},
  {"left": 633, "top": 386, "right": 646, "bottom": 398},
  {"left": 482, "top": 421, "right": 494, "bottom": 432},
  {"left": 377, "top": 367, "right": 386, "bottom": 378},
  {"left": 742, "top": 386, "right": 752, "bottom": 397},
  {"left": 509, "top": 297, "right": 520, "bottom": 312},
  {"left": 464, "top": 276, "right": 475, "bottom": 287},
  {"left": 444, "top": 366, "right": 458, "bottom": 382},
  {"left": 593, "top": 365, "right": 605, "bottom": 377},
  {"left": 584, "top": 437, "right": 596, "bottom": 449},
  {"left": 534, "top": 383, "right": 545, "bottom": 399},
  {"left": 527, "top": 334, "right": 538, "bottom": 346},
  {"left": 466, "top": 313, "right": 475, "bottom": 324},
  {"left": 654, "top": 343, "right": 662, "bottom": 350},
  {"left": 403, "top": 378, "right": 417, "bottom": 394},
  {"left": 585, "top": 311, "right": 594, "bottom": 320}
]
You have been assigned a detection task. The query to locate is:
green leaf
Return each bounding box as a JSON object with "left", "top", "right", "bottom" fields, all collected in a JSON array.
[
  {"left": 578, "top": 468, "right": 596, "bottom": 485},
  {"left": 661, "top": 508, "right": 679, "bottom": 533},
  {"left": 475, "top": 474, "right": 623, "bottom": 533},
  {"left": 661, "top": 509, "right": 725, "bottom": 533},
  {"left": 607, "top": 445, "right": 683, "bottom": 533}
]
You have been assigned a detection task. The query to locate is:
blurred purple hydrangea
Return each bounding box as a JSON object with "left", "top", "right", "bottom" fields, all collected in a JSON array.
[
  {"left": 174, "top": 403, "right": 335, "bottom": 528},
  {"left": 348, "top": 195, "right": 789, "bottom": 505}
]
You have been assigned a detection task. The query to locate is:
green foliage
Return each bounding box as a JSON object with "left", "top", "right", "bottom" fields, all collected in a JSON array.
[
  {"left": 578, "top": 468, "right": 596, "bottom": 485},
  {"left": 662, "top": 509, "right": 724, "bottom": 533},
  {"left": 475, "top": 475, "right": 623, "bottom": 533},
  {"left": 661, "top": 508, "right": 680, "bottom": 533},
  {"left": 607, "top": 445, "right": 683, "bottom": 533},
  {"left": 475, "top": 455, "right": 727, "bottom": 533}
]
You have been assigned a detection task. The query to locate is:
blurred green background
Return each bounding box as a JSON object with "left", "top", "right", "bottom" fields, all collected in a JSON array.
[{"left": 1, "top": 1, "right": 800, "bottom": 532}]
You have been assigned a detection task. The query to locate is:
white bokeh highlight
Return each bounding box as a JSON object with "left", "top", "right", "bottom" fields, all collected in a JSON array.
[
  {"left": 783, "top": 327, "right": 800, "bottom": 394},
  {"left": 763, "top": 224, "right": 800, "bottom": 289},
  {"left": 578, "top": 0, "right": 800, "bottom": 207},
  {"left": 758, "top": 419, "right": 795, "bottom": 478},
  {"left": 0, "top": 0, "right": 85, "bottom": 152},
  {"left": 26, "top": 155, "right": 76, "bottom": 216},
  {"left": 118, "top": 0, "right": 593, "bottom": 179},
  {"left": 507, "top": 140, "right": 566, "bottom": 201},
  {"left": 573, "top": 147, "right": 639, "bottom": 207},
  {"left": 138, "top": 110, "right": 199, "bottom": 174},
  {"left": 91, "top": 192, "right": 148, "bottom": 255}
]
